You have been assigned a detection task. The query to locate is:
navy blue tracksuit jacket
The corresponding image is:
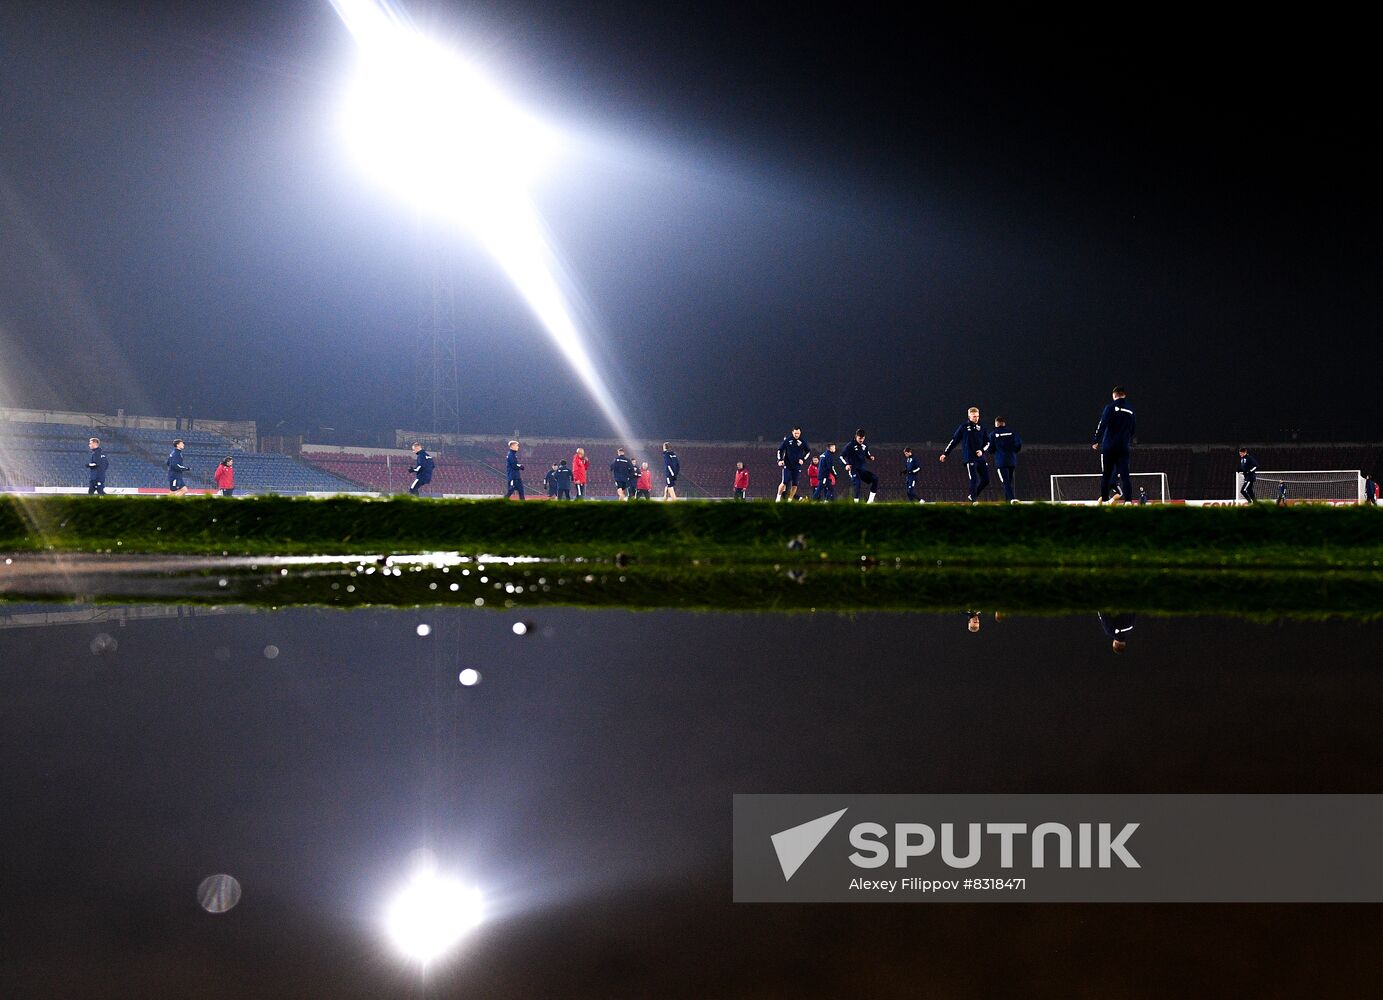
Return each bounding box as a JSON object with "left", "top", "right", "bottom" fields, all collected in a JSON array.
[
  {"left": 663, "top": 450, "right": 680, "bottom": 487},
  {"left": 610, "top": 455, "right": 634, "bottom": 487},
  {"left": 1238, "top": 452, "right": 1259, "bottom": 502}
]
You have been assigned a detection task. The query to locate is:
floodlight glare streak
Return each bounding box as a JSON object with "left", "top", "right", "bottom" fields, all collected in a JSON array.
[{"left": 331, "top": 0, "right": 638, "bottom": 447}]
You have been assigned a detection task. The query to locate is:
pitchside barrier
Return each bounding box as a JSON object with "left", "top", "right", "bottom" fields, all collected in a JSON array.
[
  {"left": 1050, "top": 472, "right": 1170, "bottom": 504},
  {"left": 1234, "top": 470, "right": 1366, "bottom": 504}
]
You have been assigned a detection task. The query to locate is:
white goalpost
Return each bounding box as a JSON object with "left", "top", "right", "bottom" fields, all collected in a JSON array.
[
  {"left": 1050, "top": 472, "right": 1169, "bottom": 504},
  {"left": 1235, "top": 470, "right": 1366, "bottom": 504}
]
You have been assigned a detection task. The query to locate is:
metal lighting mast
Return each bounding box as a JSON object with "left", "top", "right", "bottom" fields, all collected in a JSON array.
[{"left": 416, "top": 240, "right": 461, "bottom": 438}]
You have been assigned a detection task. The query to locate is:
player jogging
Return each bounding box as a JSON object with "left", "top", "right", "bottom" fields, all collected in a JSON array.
[
  {"left": 87, "top": 437, "right": 108, "bottom": 495},
  {"left": 504, "top": 440, "right": 525, "bottom": 500},
  {"left": 166, "top": 439, "right": 189, "bottom": 496},
  {"left": 408, "top": 442, "right": 434, "bottom": 497},
  {"left": 1092, "top": 386, "right": 1136, "bottom": 504},
  {"left": 1237, "top": 447, "right": 1259, "bottom": 504},
  {"left": 989, "top": 417, "right": 1022, "bottom": 502},
  {"left": 940, "top": 407, "right": 989, "bottom": 502},
  {"left": 776, "top": 427, "right": 812, "bottom": 502},
  {"left": 841, "top": 428, "right": 878, "bottom": 502}
]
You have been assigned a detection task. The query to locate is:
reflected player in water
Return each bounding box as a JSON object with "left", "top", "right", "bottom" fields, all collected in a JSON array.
[{"left": 1098, "top": 612, "right": 1136, "bottom": 653}]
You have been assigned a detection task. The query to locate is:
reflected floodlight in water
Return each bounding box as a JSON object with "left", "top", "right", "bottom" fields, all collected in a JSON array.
[
  {"left": 331, "top": 0, "right": 639, "bottom": 447},
  {"left": 385, "top": 866, "right": 484, "bottom": 964}
]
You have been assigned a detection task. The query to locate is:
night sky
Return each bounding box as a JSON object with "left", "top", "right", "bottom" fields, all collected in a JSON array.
[
  {"left": 4, "top": 605, "right": 1383, "bottom": 996},
  {"left": 0, "top": 2, "right": 1377, "bottom": 444}
]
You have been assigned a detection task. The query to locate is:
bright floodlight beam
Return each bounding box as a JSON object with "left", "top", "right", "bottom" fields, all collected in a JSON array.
[
  {"left": 385, "top": 866, "right": 485, "bottom": 965},
  {"left": 331, "top": 0, "right": 640, "bottom": 450}
]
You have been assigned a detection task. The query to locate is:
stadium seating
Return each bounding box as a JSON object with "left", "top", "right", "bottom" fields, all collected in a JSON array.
[{"left": 0, "top": 420, "right": 357, "bottom": 493}]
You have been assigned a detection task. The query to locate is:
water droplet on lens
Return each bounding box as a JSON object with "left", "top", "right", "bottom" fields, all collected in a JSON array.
[
  {"left": 416, "top": 624, "right": 432, "bottom": 637},
  {"left": 198, "top": 873, "right": 241, "bottom": 913},
  {"left": 511, "top": 622, "right": 529, "bottom": 636},
  {"left": 459, "top": 668, "right": 480, "bottom": 686},
  {"left": 89, "top": 633, "right": 118, "bottom": 655},
  {"left": 263, "top": 645, "right": 280, "bottom": 659}
]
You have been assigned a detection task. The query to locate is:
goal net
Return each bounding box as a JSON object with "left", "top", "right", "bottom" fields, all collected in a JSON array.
[
  {"left": 1050, "top": 472, "right": 1169, "bottom": 503},
  {"left": 1235, "top": 470, "right": 1365, "bottom": 504}
]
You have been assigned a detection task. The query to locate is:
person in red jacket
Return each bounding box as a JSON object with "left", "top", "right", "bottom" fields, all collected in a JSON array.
[
  {"left": 571, "top": 447, "right": 590, "bottom": 499},
  {"left": 635, "top": 462, "right": 653, "bottom": 499},
  {"left": 213, "top": 456, "right": 235, "bottom": 497},
  {"left": 733, "top": 462, "right": 749, "bottom": 500},
  {"left": 807, "top": 456, "right": 821, "bottom": 498}
]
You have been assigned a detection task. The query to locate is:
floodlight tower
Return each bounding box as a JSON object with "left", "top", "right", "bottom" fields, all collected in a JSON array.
[{"left": 417, "top": 240, "right": 461, "bottom": 438}]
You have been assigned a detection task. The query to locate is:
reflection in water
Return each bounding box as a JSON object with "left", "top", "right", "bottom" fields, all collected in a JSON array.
[
  {"left": 4, "top": 604, "right": 1383, "bottom": 996},
  {"left": 1099, "top": 612, "right": 1138, "bottom": 654}
]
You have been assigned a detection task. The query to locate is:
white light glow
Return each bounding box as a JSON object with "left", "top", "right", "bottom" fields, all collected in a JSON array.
[
  {"left": 331, "top": 0, "right": 640, "bottom": 448},
  {"left": 385, "top": 868, "right": 484, "bottom": 964}
]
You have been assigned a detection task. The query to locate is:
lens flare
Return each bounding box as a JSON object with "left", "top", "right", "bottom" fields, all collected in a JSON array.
[{"left": 331, "top": 0, "right": 639, "bottom": 447}]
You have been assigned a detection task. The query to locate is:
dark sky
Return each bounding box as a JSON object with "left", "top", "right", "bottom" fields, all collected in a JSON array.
[
  {"left": 4, "top": 604, "right": 1383, "bottom": 995},
  {"left": 0, "top": 2, "right": 1377, "bottom": 444}
]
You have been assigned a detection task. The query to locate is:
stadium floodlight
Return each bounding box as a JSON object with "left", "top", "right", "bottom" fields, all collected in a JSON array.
[
  {"left": 331, "top": 0, "right": 640, "bottom": 449},
  {"left": 384, "top": 866, "right": 484, "bottom": 965}
]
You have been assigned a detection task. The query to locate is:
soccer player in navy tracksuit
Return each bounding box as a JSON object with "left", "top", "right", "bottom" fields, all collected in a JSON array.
[
  {"left": 544, "top": 463, "right": 559, "bottom": 498},
  {"left": 901, "top": 448, "right": 923, "bottom": 502},
  {"left": 940, "top": 407, "right": 989, "bottom": 501},
  {"left": 1238, "top": 447, "right": 1259, "bottom": 504},
  {"left": 776, "top": 427, "right": 812, "bottom": 502},
  {"left": 1098, "top": 612, "right": 1136, "bottom": 653},
  {"left": 87, "top": 437, "right": 109, "bottom": 495},
  {"left": 166, "top": 439, "right": 189, "bottom": 495},
  {"left": 408, "top": 442, "right": 435, "bottom": 496},
  {"left": 610, "top": 448, "right": 634, "bottom": 500},
  {"left": 505, "top": 440, "right": 525, "bottom": 500},
  {"left": 814, "top": 444, "right": 838, "bottom": 501},
  {"left": 1093, "top": 387, "right": 1136, "bottom": 503},
  {"left": 989, "top": 417, "right": 1022, "bottom": 502},
  {"left": 841, "top": 429, "right": 878, "bottom": 502},
  {"left": 662, "top": 443, "right": 680, "bottom": 501}
]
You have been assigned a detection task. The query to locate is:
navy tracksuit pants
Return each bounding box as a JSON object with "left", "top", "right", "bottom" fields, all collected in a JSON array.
[
  {"left": 965, "top": 461, "right": 989, "bottom": 500},
  {"left": 1099, "top": 450, "right": 1132, "bottom": 502},
  {"left": 994, "top": 465, "right": 1016, "bottom": 501}
]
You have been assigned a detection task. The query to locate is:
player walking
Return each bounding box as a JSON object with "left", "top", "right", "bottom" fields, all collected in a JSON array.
[
  {"left": 901, "top": 447, "right": 923, "bottom": 502},
  {"left": 841, "top": 429, "right": 878, "bottom": 503},
  {"left": 1092, "top": 387, "right": 1136, "bottom": 504},
  {"left": 571, "top": 447, "right": 590, "bottom": 499},
  {"left": 662, "top": 443, "right": 680, "bottom": 501},
  {"left": 776, "top": 427, "right": 811, "bottom": 502},
  {"left": 733, "top": 462, "right": 749, "bottom": 500},
  {"left": 940, "top": 407, "right": 989, "bottom": 501},
  {"left": 86, "top": 437, "right": 108, "bottom": 495},
  {"left": 815, "top": 444, "right": 839, "bottom": 501},
  {"left": 611, "top": 448, "right": 634, "bottom": 500},
  {"left": 989, "top": 417, "right": 1022, "bottom": 502},
  {"left": 1237, "top": 447, "right": 1259, "bottom": 504}
]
